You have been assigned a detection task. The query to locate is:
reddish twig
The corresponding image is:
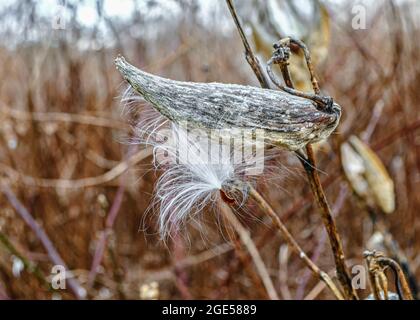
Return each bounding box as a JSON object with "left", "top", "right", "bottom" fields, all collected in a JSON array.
[
  {"left": 87, "top": 183, "right": 125, "bottom": 288},
  {"left": 1, "top": 185, "right": 86, "bottom": 299}
]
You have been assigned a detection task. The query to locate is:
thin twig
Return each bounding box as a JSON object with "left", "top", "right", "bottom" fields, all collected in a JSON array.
[
  {"left": 0, "top": 185, "right": 86, "bottom": 299},
  {"left": 295, "top": 184, "right": 349, "bottom": 299},
  {"left": 379, "top": 224, "right": 419, "bottom": 298},
  {"left": 0, "top": 148, "right": 152, "bottom": 188},
  {"left": 301, "top": 146, "right": 357, "bottom": 300},
  {"left": 220, "top": 201, "right": 280, "bottom": 300},
  {"left": 248, "top": 186, "right": 344, "bottom": 300},
  {"left": 304, "top": 280, "right": 326, "bottom": 300},
  {"left": 364, "top": 250, "right": 413, "bottom": 300},
  {"left": 365, "top": 252, "right": 387, "bottom": 300},
  {"left": 278, "top": 244, "right": 292, "bottom": 300},
  {"left": 0, "top": 104, "right": 128, "bottom": 131},
  {"left": 87, "top": 183, "right": 126, "bottom": 288},
  {"left": 141, "top": 243, "right": 233, "bottom": 283},
  {"left": 87, "top": 146, "right": 140, "bottom": 288},
  {"left": 147, "top": 41, "right": 194, "bottom": 73},
  {"left": 303, "top": 266, "right": 341, "bottom": 300},
  {"left": 225, "top": 0, "right": 270, "bottom": 88}
]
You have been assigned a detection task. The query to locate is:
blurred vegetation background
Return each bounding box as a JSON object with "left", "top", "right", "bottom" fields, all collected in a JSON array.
[{"left": 0, "top": 0, "right": 419, "bottom": 299}]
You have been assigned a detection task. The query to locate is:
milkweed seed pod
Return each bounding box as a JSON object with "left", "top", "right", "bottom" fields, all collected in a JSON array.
[
  {"left": 238, "top": 0, "right": 330, "bottom": 92},
  {"left": 115, "top": 56, "right": 340, "bottom": 151}
]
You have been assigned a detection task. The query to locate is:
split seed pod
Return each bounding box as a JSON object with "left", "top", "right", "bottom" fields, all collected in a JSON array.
[
  {"left": 115, "top": 56, "right": 341, "bottom": 151},
  {"left": 341, "top": 135, "right": 395, "bottom": 214}
]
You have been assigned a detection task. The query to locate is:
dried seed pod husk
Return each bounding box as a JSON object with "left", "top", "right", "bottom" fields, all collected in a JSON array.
[
  {"left": 366, "top": 231, "right": 386, "bottom": 252},
  {"left": 341, "top": 135, "right": 395, "bottom": 214},
  {"left": 115, "top": 56, "right": 340, "bottom": 151}
]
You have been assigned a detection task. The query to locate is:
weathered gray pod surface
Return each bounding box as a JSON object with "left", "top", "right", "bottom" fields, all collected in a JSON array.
[{"left": 115, "top": 56, "right": 341, "bottom": 150}]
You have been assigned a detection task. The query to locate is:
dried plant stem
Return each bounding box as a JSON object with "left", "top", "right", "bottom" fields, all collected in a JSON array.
[
  {"left": 225, "top": 0, "right": 269, "bottom": 88},
  {"left": 220, "top": 201, "right": 279, "bottom": 300},
  {"left": 87, "top": 183, "right": 126, "bottom": 288},
  {"left": 227, "top": 229, "right": 269, "bottom": 299},
  {"left": 301, "top": 146, "right": 358, "bottom": 300},
  {"left": 304, "top": 280, "right": 327, "bottom": 300},
  {"left": 1, "top": 148, "right": 152, "bottom": 188},
  {"left": 0, "top": 104, "right": 128, "bottom": 131},
  {"left": 364, "top": 250, "right": 414, "bottom": 300},
  {"left": 295, "top": 184, "right": 349, "bottom": 299},
  {"left": 248, "top": 186, "right": 344, "bottom": 300},
  {"left": 142, "top": 243, "right": 233, "bottom": 282},
  {"left": 377, "top": 256, "right": 414, "bottom": 300},
  {"left": 147, "top": 41, "right": 194, "bottom": 73},
  {"left": 278, "top": 245, "right": 292, "bottom": 299},
  {"left": 380, "top": 227, "right": 418, "bottom": 297}
]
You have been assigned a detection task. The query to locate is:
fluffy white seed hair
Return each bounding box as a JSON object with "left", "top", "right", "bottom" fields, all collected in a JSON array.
[{"left": 122, "top": 86, "right": 268, "bottom": 237}]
